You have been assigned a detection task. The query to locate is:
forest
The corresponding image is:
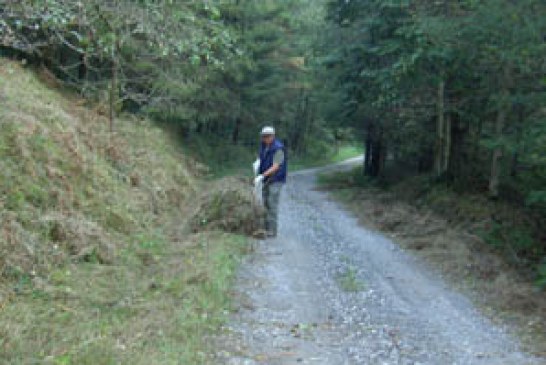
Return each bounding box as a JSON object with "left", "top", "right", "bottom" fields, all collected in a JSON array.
[
  {"left": 0, "top": 0, "right": 546, "bottom": 361},
  {"left": 2, "top": 0, "right": 545, "bottom": 284},
  {"left": 2, "top": 0, "right": 546, "bottom": 288},
  {"left": 3, "top": 0, "right": 544, "bottom": 191}
]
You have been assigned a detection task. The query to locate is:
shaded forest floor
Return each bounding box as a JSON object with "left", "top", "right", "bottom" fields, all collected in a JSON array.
[{"left": 318, "top": 168, "right": 546, "bottom": 356}]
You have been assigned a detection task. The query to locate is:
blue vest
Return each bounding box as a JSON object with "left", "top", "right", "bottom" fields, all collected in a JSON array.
[{"left": 259, "top": 139, "right": 287, "bottom": 184}]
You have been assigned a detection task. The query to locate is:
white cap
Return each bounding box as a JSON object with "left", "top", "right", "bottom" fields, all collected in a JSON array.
[{"left": 261, "top": 126, "right": 275, "bottom": 135}]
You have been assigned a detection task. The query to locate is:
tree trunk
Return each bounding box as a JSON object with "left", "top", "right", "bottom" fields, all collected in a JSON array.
[
  {"left": 370, "top": 137, "right": 382, "bottom": 177},
  {"left": 369, "top": 127, "right": 383, "bottom": 177},
  {"left": 78, "top": 53, "right": 87, "bottom": 80},
  {"left": 298, "top": 94, "right": 309, "bottom": 154},
  {"left": 232, "top": 117, "right": 241, "bottom": 144},
  {"left": 488, "top": 106, "right": 507, "bottom": 198},
  {"left": 447, "top": 116, "right": 466, "bottom": 182},
  {"left": 489, "top": 68, "right": 511, "bottom": 198},
  {"left": 364, "top": 123, "right": 373, "bottom": 175},
  {"left": 379, "top": 139, "right": 387, "bottom": 174},
  {"left": 302, "top": 97, "right": 314, "bottom": 155},
  {"left": 510, "top": 105, "right": 524, "bottom": 177},
  {"left": 443, "top": 113, "right": 452, "bottom": 173},
  {"left": 434, "top": 80, "right": 446, "bottom": 177},
  {"left": 196, "top": 120, "right": 203, "bottom": 134}
]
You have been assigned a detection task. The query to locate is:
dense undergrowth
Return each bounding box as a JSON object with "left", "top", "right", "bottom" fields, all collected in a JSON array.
[
  {"left": 0, "top": 60, "right": 254, "bottom": 364},
  {"left": 180, "top": 135, "right": 256, "bottom": 178}
]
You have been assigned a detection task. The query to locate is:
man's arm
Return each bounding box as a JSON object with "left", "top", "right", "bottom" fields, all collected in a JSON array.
[
  {"left": 262, "top": 163, "right": 280, "bottom": 178},
  {"left": 262, "top": 150, "right": 284, "bottom": 178}
]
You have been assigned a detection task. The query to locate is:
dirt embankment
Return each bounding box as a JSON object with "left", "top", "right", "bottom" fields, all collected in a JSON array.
[{"left": 319, "top": 170, "right": 546, "bottom": 356}]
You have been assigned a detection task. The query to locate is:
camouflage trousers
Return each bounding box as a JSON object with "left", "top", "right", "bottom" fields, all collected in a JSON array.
[{"left": 262, "top": 182, "right": 283, "bottom": 236}]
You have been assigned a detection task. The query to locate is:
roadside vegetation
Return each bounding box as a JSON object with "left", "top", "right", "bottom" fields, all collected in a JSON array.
[
  {"left": 319, "top": 168, "right": 546, "bottom": 354},
  {"left": 0, "top": 60, "right": 258, "bottom": 364},
  {"left": 319, "top": 0, "right": 546, "bottom": 283},
  {"left": 316, "top": 2, "right": 546, "bottom": 350}
]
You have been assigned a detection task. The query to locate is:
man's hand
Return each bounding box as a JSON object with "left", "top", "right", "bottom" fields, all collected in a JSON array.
[
  {"left": 254, "top": 174, "right": 264, "bottom": 186},
  {"left": 262, "top": 163, "right": 280, "bottom": 180},
  {"left": 253, "top": 159, "right": 260, "bottom": 176}
]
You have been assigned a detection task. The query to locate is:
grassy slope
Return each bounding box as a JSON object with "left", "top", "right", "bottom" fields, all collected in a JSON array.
[{"left": 0, "top": 60, "right": 248, "bottom": 364}]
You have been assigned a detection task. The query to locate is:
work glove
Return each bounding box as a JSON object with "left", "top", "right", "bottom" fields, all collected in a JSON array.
[{"left": 254, "top": 174, "right": 264, "bottom": 186}]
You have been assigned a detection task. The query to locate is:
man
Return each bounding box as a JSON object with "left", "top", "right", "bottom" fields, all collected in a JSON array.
[{"left": 254, "top": 126, "right": 287, "bottom": 238}]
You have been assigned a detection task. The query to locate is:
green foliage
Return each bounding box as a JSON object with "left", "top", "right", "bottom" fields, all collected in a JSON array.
[
  {"left": 322, "top": 0, "right": 546, "bottom": 185},
  {"left": 320, "top": 0, "right": 546, "bottom": 268},
  {"left": 527, "top": 191, "right": 546, "bottom": 209},
  {"left": 182, "top": 134, "right": 255, "bottom": 178},
  {"left": 1, "top": 0, "right": 241, "bottom": 125},
  {"left": 1, "top": 0, "right": 334, "bottom": 156},
  {"left": 336, "top": 266, "right": 366, "bottom": 292},
  {"left": 482, "top": 223, "right": 535, "bottom": 255}
]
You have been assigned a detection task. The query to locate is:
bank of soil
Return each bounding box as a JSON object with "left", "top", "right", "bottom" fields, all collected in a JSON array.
[{"left": 216, "top": 160, "right": 543, "bottom": 364}]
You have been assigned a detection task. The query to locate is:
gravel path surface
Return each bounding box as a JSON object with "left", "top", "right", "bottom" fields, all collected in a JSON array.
[{"left": 217, "top": 160, "right": 541, "bottom": 365}]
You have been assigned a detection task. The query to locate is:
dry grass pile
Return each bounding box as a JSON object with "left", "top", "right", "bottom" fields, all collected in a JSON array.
[
  {"left": 190, "top": 177, "right": 265, "bottom": 236},
  {"left": 0, "top": 212, "right": 113, "bottom": 283}
]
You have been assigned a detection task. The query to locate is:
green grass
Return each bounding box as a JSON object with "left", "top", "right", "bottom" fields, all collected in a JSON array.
[
  {"left": 291, "top": 145, "right": 363, "bottom": 171},
  {"left": 1, "top": 232, "right": 249, "bottom": 365},
  {"left": 336, "top": 266, "right": 366, "bottom": 292},
  {"left": 0, "top": 60, "right": 250, "bottom": 364}
]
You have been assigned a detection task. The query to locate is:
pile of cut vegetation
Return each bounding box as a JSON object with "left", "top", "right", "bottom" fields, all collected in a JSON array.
[
  {"left": 0, "top": 60, "right": 248, "bottom": 364},
  {"left": 190, "top": 177, "right": 265, "bottom": 236}
]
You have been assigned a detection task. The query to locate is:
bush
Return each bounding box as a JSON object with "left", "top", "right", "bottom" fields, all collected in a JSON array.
[{"left": 482, "top": 223, "right": 536, "bottom": 256}]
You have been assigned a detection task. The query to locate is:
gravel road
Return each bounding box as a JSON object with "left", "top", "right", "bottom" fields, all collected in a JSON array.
[{"left": 217, "top": 160, "right": 541, "bottom": 365}]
